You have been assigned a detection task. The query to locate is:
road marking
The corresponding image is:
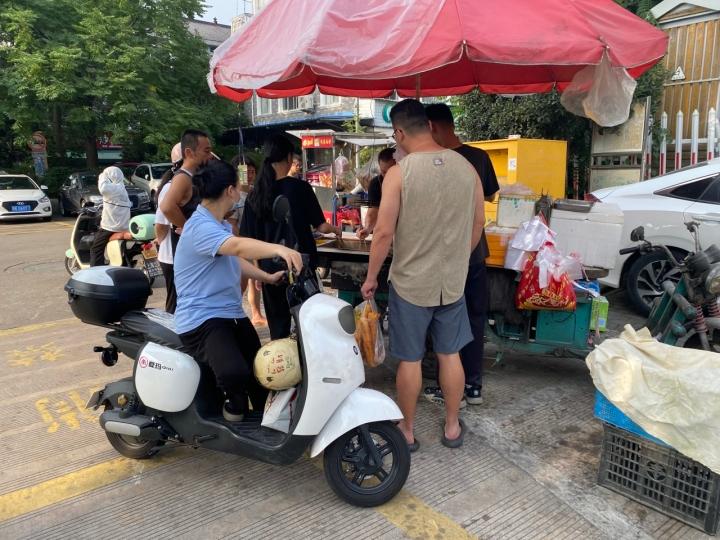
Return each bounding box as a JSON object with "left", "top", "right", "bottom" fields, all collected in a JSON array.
[
  {"left": 7, "top": 342, "right": 64, "bottom": 367},
  {"left": 376, "top": 491, "right": 476, "bottom": 539},
  {"left": 0, "top": 318, "right": 75, "bottom": 338},
  {"left": 0, "top": 453, "right": 187, "bottom": 522}
]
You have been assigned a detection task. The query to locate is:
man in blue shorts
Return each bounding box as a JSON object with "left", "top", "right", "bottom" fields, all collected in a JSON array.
[{"left": 362, "top": 99, "right": 485, "bottom": 451}]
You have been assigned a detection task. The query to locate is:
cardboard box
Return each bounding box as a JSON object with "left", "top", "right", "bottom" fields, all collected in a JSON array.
[{"left": 590, "top": 296, "right": 609, "bottom": 332}]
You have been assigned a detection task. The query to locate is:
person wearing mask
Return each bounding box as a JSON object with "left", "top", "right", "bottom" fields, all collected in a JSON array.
[
  {"left": 227, "top": 157, "right": 266, "bottom": 327},
  {"left": 174, "top": 159, "right": 303, "bottom": 422},
  {"left": 154, "top": 142, "right": 182, "bottom": 313},
  {"left": 159, "top": 129, "right": 212, "bottom": 255},
  {"left": 241, "top": 134, "right": 340, "bottom": 339},
  {"left": 90, "top": 166, "right": 132, "bottom": 266},
  {"left": 424, "top": 103, "right": 500, "bottom": 407},
  {"left": 356, "top": 147, "right": 396, "bottom": 239},
  {"left": 361, "top": 99, "right": 485, "bottom": 451}
]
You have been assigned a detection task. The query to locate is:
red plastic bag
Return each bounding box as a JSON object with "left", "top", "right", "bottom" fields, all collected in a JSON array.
[{"left": 515, "top": 252, "right": 577, "bottom": 311}]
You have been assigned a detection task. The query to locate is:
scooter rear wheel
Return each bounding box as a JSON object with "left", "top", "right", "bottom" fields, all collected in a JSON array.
[
  {"left": 323, "top": 421, "right": 410, "bottom": 507},
  {"left": 104, "top": 405, "right": 162, "bottom": 459}
]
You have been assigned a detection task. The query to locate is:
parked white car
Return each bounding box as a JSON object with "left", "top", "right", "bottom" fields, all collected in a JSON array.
[
  {"left": 0, "top": 174, "right": 52, "bottom": 222},
  {"left": 130, "top": 163, "right": 172, "bottom": 206},
  {"left": 590, "top": 158, "right": 720, "bottom": 315}
]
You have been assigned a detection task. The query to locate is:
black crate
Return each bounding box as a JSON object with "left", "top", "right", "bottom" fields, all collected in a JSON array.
[{"left": 598, "top": 424, "right": 720, "bottom": 534}]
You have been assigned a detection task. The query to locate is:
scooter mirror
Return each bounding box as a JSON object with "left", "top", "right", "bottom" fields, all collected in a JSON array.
[
  {"left": 272, "top": 195, "right": 291, "bottom": 224},
  {"left": 630, "top": 226, "right": 645, "bottom": 242}
]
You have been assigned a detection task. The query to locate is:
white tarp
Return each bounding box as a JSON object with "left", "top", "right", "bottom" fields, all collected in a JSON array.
[{"left": 586, "top": 325, "right": 720, "bottom": 473}]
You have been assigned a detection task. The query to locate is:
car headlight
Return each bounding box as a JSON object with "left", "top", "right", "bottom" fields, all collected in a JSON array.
[
  {"left": 39, "top": 196, "right": 50, "bottom": 203},
  {"left": 89, "top": 195, "right": 103, "bottom": 204},
  {"left": 706, "top": 265, "right": 720, "bottom": 296}
]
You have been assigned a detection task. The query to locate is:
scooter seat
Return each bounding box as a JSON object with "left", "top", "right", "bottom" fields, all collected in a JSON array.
[{"left": 121, "top": 309, "right": 185, "bottom": 351}]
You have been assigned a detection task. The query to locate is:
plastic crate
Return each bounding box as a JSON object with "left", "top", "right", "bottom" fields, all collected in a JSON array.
[
  {"left": 594, "top": 391, "right": 666, "bottom": 446},
  {"left": 598, "top": 424, "right": 720, "bottom": 534}
]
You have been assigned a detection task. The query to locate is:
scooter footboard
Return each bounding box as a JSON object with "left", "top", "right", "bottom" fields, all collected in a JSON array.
[{"left": 309, "top": 388, "right": 402, "bottom": 458}]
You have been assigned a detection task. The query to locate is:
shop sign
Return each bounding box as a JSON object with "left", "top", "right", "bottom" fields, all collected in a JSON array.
[{"left": 301, "top": 135, "right": 334, "bottom": 149}]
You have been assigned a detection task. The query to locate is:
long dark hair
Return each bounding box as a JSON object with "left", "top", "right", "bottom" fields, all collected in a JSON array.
[
  {"left": 247, "top": 134, "right": 294, "bottom": 219},
  {"left": 158, "top": 159, "right": 183, "bottom": 194},
  {"left": 194, "top": 160, "right": 237, "bottom": 200}
]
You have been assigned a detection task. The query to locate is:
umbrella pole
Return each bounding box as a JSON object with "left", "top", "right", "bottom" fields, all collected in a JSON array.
[{"left": 415, "top": 74, "right": 421, "bottom": 99}]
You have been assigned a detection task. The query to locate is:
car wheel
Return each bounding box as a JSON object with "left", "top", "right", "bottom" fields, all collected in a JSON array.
[{"left": 625, "top": 251, "right": 682, "bottom": 317}]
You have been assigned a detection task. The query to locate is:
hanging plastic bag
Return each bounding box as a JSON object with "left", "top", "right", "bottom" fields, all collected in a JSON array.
[
  {"left": 510, "top": 216, "right": 556, "bottom": 252},
  {"left": 261, "top": 387, "right": 296, "bottom": 433},
  {"left": 354, "top": 299, "right": 385, "bottom": 367},
  {"left": 560, "top": 52, "right": 637, "bottom": 127},
  {"left": 516, "top": 252, "right": 577, "bottom": 311}
]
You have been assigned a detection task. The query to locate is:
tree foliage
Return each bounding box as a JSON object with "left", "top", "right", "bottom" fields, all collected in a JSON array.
[{"left": 0, "top": 0, "right": 241, "bottom": 169}]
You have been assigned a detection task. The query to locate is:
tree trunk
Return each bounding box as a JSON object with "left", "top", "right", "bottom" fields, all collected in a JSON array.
[
  {"left": 84, "top": 135, "right": 98, "bottom": 170},
  {"left": 51, "top": 105, "right": 66, "bottom": 162}
]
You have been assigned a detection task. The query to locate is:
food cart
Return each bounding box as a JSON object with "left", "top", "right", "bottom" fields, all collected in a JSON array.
[{"left": 286, "top": 130, "right": 394, "bottom": 225}]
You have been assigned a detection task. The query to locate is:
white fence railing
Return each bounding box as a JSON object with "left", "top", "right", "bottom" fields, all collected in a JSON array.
[{"left": 650, "top": 107, "right": 719, "bottom": 178}]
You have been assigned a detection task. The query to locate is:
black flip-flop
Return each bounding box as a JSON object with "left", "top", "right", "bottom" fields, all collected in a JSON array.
[
  {"left": 441, "top": 419, "right": 466, "bottom": 449},
  {"left": 408, "top": 438, "right": 420, "bottom": 453}
]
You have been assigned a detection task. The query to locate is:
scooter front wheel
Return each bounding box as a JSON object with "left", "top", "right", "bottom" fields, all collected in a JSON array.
[
  {"left": 64, "top": 256, "right": 81, "bottom": 275},
  {"left": 323, "top": 421, "right": 410, "bottom": 507}
]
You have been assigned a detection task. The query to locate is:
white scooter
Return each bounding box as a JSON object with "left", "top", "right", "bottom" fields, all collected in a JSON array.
[
  {"left": 64, "top": 202, "right": 161, "bottom": 284},
  {"left": 65, "top": 223, "right": 410, "bottom": 506}
]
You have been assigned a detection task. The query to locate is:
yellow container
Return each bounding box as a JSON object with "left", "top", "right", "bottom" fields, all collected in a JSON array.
[
  {"left": 467, "top": 137, "right": 568, "bottom": 223},
  {"left": 485, "top": 225, "right": 517, "bottom": 268}
]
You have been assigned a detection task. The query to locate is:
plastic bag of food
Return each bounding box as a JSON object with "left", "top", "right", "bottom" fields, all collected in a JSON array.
[
  {"left": 354, "top": 300, "right": 385, "bottom": 367},
  {"left": 510, "top": 216, "right": 556, "bottom": 252},
  {"left": 261, "top": 387, "right": 296, "bottom": 433},
  {"left": 516, "top": 251, "right": 577, "bottom": 311}
]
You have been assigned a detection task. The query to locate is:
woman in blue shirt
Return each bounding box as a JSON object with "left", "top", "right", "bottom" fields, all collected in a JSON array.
[{"left": 174, "top": 160, "right": 303, "bottom": 422}]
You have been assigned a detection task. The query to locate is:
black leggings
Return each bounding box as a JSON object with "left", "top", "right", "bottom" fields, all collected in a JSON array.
[
  {"left": 180, "top": 317, "right": 268, "bottom": 414},
  {"left": 262, "top": 283, "right": 292, "bottom": 340},
  {"left": 159, "top": 262, "right": 176, "bottom": 314},
  {"left": 90, "top": 229, "right": 114, "bottom": 266}
]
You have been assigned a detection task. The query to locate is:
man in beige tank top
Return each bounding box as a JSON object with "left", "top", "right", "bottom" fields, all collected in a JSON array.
[{"left": 362, "top": 99, "right": 485, "bottom": 451}]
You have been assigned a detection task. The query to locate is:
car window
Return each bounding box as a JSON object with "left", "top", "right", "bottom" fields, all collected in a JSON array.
[
  {"left": 151, "top": 165, "right": 171, "bottom": 178},
  {"left": 699, "top": 178, "right": 720, "bottom": 204},
  {"left": 0, "top": 176, "right": 37, "bottom": 190},
  {"left": 665, "top": 177, "right": 715, "bottom": 201},
  {"left": 135, "top": 165, "right": 149, "bottom": 178}
]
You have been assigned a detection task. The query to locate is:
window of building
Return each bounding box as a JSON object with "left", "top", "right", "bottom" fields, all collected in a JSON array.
[
  {"left": 319, "top": 94, "right": 341, "bottom": 106},
  {"left": 280, "top": 97, "right": 299, "bottom": 111},
  {"left": 257, "top": 97, "right": 272, "bottom": 116}
]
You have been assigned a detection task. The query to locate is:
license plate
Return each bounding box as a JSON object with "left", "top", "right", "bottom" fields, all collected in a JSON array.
[
  {"left": 11, "top": 204, "right": 31, "bottom": 212},
  {"left": 143, "top": 257, "right": 163, "bottom": 278}
]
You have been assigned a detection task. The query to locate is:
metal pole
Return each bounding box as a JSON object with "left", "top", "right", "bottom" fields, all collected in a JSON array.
[
  {"left": 690, "top": 109, "right": 699, "bottom": 165},
  {"left": 708, "top": 108, "right": 716, "bottom": 161},
  {"left": 675, "top": 110, "right": 683, "bottom": 171},
  {"left": 660, "top": 111, "right": 667, "bottom": 175}
]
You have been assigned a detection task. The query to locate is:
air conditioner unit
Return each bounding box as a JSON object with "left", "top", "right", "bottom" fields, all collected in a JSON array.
[{"left": 299, "top": 95, "right": 315, "bottom": 112}]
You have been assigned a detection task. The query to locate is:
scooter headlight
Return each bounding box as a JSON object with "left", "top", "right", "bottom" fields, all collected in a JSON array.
[{"left": 706, "top": 265, "right": 720, "bottom": 295}]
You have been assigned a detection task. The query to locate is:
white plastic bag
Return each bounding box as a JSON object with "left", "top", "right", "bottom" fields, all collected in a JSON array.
[
  {"left": 504, "top": 246, "right": 529, "bottom": 272},
  {"left": 560, "top": 52, "right": 637, "bottom": 127},
  {"left": 510, "top": 216, "right": 555, "bottom": 252},
  {"left": 261, "top": 387, "right": 296, "bottom": 433}
]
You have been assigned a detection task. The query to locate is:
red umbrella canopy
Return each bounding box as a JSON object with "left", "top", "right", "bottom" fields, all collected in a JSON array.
[{"left": 209, "top": 0, "right": 667, "bottom": 103}]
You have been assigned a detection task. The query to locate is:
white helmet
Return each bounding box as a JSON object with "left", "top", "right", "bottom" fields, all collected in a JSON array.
[{"left": 254, "top": 338, "right": 302, "bottom": 390}]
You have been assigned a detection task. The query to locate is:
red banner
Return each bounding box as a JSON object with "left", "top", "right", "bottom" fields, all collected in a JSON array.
[{"left": 301, "top": 135, "right": 334, "bottom": 149}]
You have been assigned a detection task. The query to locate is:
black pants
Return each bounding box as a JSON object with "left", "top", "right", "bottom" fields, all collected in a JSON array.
[
  {"left": 262, "top": 283, "right": 292, "bottom": 340},
  {"left": 459, "top": 263, "right": 488, "bottom": 387},
  {"left": 180, "top": 317, "right": 268, "bottom": 414},
  {"left": 90, "top": 229, "right": 114, "bottom": 266},
  {"left": 160, "top": 262, "right": 176, "bottom": 314}
]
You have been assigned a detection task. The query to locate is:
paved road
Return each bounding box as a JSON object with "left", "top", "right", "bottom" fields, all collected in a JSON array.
[{"left": 0, "top": 220, "right": 711, "bottom": 539}]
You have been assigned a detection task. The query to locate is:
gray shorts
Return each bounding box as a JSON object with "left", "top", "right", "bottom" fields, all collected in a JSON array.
[{"left": 388, "top": 284, "right": 473, "bottom": 362}]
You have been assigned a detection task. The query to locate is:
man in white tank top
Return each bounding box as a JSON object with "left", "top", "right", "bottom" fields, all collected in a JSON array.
[{"left": 362, "top": 99, "right": 485, "bottom": 451}]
